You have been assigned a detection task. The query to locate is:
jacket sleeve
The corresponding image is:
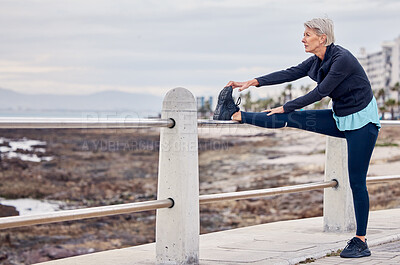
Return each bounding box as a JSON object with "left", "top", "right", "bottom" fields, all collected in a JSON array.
[
  {"left": 255, "top": 56, "right": 314, "bottom": 87},
  {"left": 283, "top": 53, "right": 353, "bottom": 113}
]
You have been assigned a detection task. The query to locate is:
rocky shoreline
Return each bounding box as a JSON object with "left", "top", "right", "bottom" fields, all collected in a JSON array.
[{"left": 1, "top": 126, "right": 400, "bottom": 264}]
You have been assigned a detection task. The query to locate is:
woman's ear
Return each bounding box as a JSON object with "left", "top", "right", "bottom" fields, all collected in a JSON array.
[{"left": 320, "top": 34, "right": 327, "bottom": 45}]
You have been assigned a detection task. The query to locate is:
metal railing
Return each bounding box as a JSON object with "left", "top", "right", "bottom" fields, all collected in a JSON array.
[
  {"left": 199, "top": 180, "right": 337, "bottom": 204},
  {"left": 0, "top": 199, "right": 173, "bottom": 230},
  {"left": 1, "top": 87, "right": 400, "bottom": 265},
  {"left": 366, "top": 175, "right": 400, "bottom": 184},
  {"left": 0, "top": 181, "right": 340, "bottom": 230},
  {"left": 380, "top": 120, "right": 400, "bottom": 126},
  {"left": 0, "top": 117, "right": 398, "bottom": 129},
  {"left": 1, "top": 175, "right": 399, "bottom": 230},
  {"left": 2, "top": 175, "right": 399, "bottom": 230},
  {"left": 199, "top": 176, "right": 400, "bottom": 204},
  {"left": 0, "top": 117, "right": 175, "bottom": 129}
]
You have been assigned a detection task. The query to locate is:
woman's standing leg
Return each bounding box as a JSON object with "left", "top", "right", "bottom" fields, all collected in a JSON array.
[{"left": 344, "top": 123, "right": 379, "bottom": 237}]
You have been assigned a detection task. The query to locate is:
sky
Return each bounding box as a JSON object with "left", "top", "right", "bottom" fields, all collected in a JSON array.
[{"left": 1, "top": 0, "right": 400, "bottom": 100}]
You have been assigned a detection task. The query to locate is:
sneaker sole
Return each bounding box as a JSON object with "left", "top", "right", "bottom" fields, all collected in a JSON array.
[{"left": 340, "top": 250, "right": 371, "bottom": 258}]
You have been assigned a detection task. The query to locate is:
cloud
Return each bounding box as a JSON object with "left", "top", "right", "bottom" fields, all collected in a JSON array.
[{"left": 0, "top": 0, "right": 399, "bottom": 99}]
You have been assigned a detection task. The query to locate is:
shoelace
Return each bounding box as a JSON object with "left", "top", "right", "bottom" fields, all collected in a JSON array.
[
  {"left": 346, "top": 238, "right": 365, "bottom": 250},
  {"left": 235, "top": 97, "right": 241, "bottom": 106},
  {"left": 346, "top": 239, "right": 355, "bottom": 247}
]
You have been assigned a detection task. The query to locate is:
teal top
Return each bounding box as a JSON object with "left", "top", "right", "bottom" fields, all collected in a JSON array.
[{"left": 333, "top": 97, "right": 381, "bottom": 131}]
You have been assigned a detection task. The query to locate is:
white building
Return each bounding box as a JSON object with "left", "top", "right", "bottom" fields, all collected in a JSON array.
[{"left": 358, "top": 36, "right": 400, "bottom": 97}]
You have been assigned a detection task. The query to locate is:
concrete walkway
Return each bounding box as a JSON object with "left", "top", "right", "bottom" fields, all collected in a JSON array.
[{"left": 37, "top": 208, "right": 400, "bottom": 265}]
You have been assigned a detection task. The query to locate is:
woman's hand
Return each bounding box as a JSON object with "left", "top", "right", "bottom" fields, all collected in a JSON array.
[
  {"left": 262, "top": 106, "right": 285, "bottom": 116},
  {"left": 226, "top": 79, "right": 259, "bottom": 92}
]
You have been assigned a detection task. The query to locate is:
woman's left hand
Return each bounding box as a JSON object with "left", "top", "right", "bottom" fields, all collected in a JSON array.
[{"left": 262, "top": 106, "right": 285, "bottom": 116}]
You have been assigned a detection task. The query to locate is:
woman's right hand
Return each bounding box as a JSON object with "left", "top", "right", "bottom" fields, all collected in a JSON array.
[{"left": 226, "top": 79, "right": 259, "bottom": 92}]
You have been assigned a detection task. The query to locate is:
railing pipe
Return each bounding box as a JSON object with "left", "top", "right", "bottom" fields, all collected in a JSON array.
[
  {"left": 1, "top": 175, "right": 398, "bottom": 231},
  {"left": 199, "top": 180, "right": 337, "bottom": 204},
  {"left": 0, "top": 118, "right": 398, "bottom": 129},
  {"left": 380, "top": 120, "right": 400, "bottom": 126},
  {"left": 0, "top": 199, "right": 173, "bottom": 230},
  {"left": 366, "top": 175, "right": 400, "bottom": 183},
  {"left": 0, "top": 117, "right": 174, "bottom": 129}
]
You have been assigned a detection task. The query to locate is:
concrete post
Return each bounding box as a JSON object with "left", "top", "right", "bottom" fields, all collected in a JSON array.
[
  {"left": 156, "top": 87, "right": 199, "bottom": 265},
  {"left": 323, "top": 136, "right": 355, "bottom": 232}
]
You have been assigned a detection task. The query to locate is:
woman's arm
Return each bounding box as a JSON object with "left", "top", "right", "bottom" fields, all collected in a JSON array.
[
  {"left": 255, "top": 56, "right": 314, "bottom": 87},
  {"left": 283, "top": 54, "right": 353, "bottom": 112},
  {"left": 227, "top": 56, "right": 314, "bottom": 92}
]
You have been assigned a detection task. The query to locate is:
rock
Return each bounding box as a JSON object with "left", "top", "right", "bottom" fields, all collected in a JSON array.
[
  {"left": 46, "top": 246, "right": 76, "bottom": 259},
  {"left": 0, "top": 252, "right": 8, "bottom": 261},
  {"left": 22, "top": 246, "right": 77, "bottom": 264},
  {"left": 23, "top": 250, "right": 50, "bottom": 264},
  {"left": 0, "top": 204, "right": 19, "bottom": 217}
]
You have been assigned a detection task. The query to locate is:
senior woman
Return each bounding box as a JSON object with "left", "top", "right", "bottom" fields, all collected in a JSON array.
[{"left": 213, "top": 18, "right": 380, "bottom": 258}]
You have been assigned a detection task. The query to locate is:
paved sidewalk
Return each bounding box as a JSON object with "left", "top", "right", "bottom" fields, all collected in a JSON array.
[{"left": 38, "top": 208, "right": 400, "bottom": 265}]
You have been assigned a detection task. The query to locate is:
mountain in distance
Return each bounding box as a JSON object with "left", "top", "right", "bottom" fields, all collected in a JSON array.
[{"left": 0, "top": 87, "right": 163, "bottom": 114}]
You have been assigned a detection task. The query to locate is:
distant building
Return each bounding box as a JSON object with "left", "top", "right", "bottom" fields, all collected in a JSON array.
[
  {"left": 196, "top": 96, "right": 205, "bottom": 111},
  {"left": 358, "top": 36, "right": 400, "bottom": 98}
]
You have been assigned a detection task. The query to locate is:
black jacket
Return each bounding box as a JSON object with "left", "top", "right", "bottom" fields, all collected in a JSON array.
[{"left": 255, "top": 44, "right": 373, "bottom": 116}]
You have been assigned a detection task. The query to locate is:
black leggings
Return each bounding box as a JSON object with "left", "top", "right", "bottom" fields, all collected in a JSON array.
[{"left": 241, "top": 110, "right": 379, "bottom": 236}]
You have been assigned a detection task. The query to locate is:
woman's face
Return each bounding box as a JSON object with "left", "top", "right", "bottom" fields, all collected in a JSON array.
[{"left": 302, "top": 27, "right": 325, "bottom": 54}]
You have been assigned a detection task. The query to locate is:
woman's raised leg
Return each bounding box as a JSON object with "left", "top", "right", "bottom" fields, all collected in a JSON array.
[{"left": 237, "top": 109, "right": 345, "bottom": 138}]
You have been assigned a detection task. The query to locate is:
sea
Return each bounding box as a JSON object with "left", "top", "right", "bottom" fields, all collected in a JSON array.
[{"left": 0, "top": 109, "right": 161, "bottom": 119}]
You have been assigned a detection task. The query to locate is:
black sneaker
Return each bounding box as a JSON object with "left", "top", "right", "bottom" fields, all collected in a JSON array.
[
  {"left": 340, "top": 237, "right": 371, "bottom": 258},
  {"left": 213, "top": 86, "right": 241, "bottom": 120}
]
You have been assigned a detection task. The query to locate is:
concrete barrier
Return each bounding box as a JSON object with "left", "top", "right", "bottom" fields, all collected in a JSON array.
[
  {"left": 323, "top": 137, "right": 355, "bottom": 232},
  {"left": 156, "top": 87, "right": 200, "bottom": 265}
]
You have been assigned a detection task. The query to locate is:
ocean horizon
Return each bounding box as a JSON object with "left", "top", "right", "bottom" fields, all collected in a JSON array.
[{"left": 0, "top": 109, "right": 161, "bottom": 119}]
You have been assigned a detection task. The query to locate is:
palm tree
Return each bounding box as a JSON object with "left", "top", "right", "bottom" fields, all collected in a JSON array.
[
  {"left": 385, "top": 99, "right": 396, "bottom": 120},
  {"left": 254, "top": 98, "right": 275, "bottom": 112},
  {"left": 377, "top": 88, "right": 386, "bottom": 104},
  {"left": 280, "top": 91, "right": 286, "bottom": 105},
  {"left": 391, "top": 82, "right": 400, "bottom": 117},
  {"left": 300, "top": 85, "right": 312, "bottom": 94},
  {"left": 242, "top": 91, "right": 252, "bottom": 111},
  {"left": 198, "top": 99, "right": 212, "bottom": 118},
  {"left": 377, "top": 88, "right": 386, "bottom": 118},
  {"left": 284, "top": 84, "right": 293, "bottom": 101},
  {"left": 379, "top": 106, "right": 387, "bottom": 120},
  {"left": 204, "top": 99, "right": 212, "bottom": 115},
  {"left": 313, "top": 98, "right": 331, "bottom": 110},
  {"left": 276, "top": 95, "right": 283, "bottom": 107}
]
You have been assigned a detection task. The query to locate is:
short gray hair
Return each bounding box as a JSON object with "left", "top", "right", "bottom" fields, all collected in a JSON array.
[{"left": 304, "top": 18, "right": 335, "bottom": 46}]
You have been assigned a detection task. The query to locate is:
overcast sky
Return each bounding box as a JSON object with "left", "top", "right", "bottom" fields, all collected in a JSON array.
[{"left": 1, "top": 0, "right": 400, "bottom": 100}]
